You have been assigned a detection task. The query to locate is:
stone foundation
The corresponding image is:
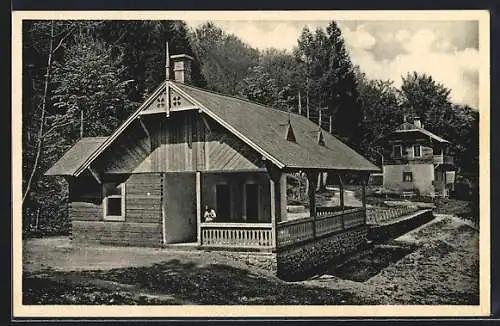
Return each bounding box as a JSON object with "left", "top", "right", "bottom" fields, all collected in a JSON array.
[
  {"left": 367, "top": 209, "right": 434, "bottom": 243},
  {"left": 214, "top": 251, "right": 277, "bottom": 273},
  {"left": 276, "top": 226, "right": 369, "bottom": 280},
  {"left": 206, "top": 226, "right": 370, "bottom": 280}
]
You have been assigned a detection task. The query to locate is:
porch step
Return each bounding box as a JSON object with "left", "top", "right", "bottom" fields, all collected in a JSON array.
[{"left": 161, "top": 242, "right": 200, "bottom": 251}]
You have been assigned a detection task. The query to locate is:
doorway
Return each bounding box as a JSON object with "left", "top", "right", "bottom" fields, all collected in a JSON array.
[
  {"left": 216, "top": 184, "right": 231, "bottom": 221},
  {"left": 245, "top": 183, "right": 259, "bottom": 222}
]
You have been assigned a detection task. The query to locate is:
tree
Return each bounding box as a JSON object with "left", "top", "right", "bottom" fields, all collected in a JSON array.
[
  {"left": 355, "top": 68, "right": 404, "bottom": 164},
  {"left": 296, "top": 22, "right": 362, "bottom": 148},
  {"left": 400, "top": 71, "right": 479, "bottom": 174},
  {"left": 22, "top": 21, "right": 81, "bottom": 205},
  {"left": 96, "top": 20, "right": 203, "bottom": 100},
  {"left": 50, "top": 34, "right": 134, "bottom": 141},
  {"left": 190, "top": 22, "right": 259, "bottom": 96}
]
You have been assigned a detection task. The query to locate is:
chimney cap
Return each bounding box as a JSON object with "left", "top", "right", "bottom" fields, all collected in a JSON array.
[{"left": 170, "top": 54, "right": 194, "bottom": 61}]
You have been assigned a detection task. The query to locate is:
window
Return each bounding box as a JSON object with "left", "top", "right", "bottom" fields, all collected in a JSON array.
[
  {"left": 393, "top": 145, "right": 402, "bottom": 158},
  {"left": 403, "top": 172, "right": 413, "bottom": 182},
  {"left": 413, "top": 145, "right": 422, "bottom": 158},
  {"left": 215, "top": 184, "right": 231, "bottom": 221},
  {"left": 103, "top": 183, "right": 125, "bottom": 221}
]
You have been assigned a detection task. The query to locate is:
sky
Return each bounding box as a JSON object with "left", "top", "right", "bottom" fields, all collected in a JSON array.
[{"left": 185, "top": 20, "right": 479, "bottom": 108}]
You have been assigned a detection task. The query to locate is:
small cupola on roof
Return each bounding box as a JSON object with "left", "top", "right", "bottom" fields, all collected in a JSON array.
[
  {"left": 285, "top": 121, "right": 297, "bottom": 142},
  {"left": 413, "top": 116, "right": 422, "bottom": 128},
  {"left": 317, "top": 129, "right": 325, "bottom": 146},
  {"left": 170, "top": 54, "right": 193, "bottom": 84}
]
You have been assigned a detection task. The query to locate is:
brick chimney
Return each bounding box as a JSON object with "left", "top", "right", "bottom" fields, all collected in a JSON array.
[
  {"left": 413, "top": 116, "right": 422, "bottom": 128},
  {"left": 170, "top": 54, "right": 193, "bottom": 84}
]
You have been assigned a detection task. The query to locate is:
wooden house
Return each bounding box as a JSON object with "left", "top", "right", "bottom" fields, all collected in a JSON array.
[
  {"left": 45, "top": 54, "right": 379, "bottom": 274},
  {"left": 380, "top": 117, "right": 456, "bottom": 197}
]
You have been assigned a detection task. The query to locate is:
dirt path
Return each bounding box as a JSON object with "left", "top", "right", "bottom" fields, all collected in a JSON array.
[
  {"left": 23, "top": 214, "right": 479, "bottom": 305},
  {"left": 303, "top": 214, "right": 479, "bottom": 304}
]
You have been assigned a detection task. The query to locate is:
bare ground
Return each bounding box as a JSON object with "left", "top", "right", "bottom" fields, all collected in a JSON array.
[{"left": 22, "top": 214, "right": 479, "bottom": 305}]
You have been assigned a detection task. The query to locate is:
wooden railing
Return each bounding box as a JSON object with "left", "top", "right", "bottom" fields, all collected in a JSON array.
[
  {"left": 366, "top": 206, "right": 418, "bottom": 224},
  {"left": 276, "top": 207, "right": 365, "bottom": 247},
  {"left": 200, "top": 222, "right": 273, "bottom": 249},
  {"left": 276, "top": 218, "right": 314, "bottom": 247}
]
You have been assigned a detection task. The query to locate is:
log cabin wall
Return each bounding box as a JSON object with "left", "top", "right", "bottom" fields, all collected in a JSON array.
[{"left": 70, "top": 172, "right": 164, "bottom": 247}]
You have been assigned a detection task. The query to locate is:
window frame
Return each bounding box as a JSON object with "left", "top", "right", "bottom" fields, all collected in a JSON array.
[
  {"left": 393, "top": 145, "right": 403, "bottom": 158},
  {"left": 413, "top": 145, "right": 422, "bottom": 158},
  {"left": 402, "top": 172, "right": 413, "bottom": 183},
  {"left": 103, "top": 183, "right": 126, "bottom": 221}
]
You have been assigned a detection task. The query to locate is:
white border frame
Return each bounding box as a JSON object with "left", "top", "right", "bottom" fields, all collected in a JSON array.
[{"left": 12, "top": 10, "right": 490, "bottom": 318}]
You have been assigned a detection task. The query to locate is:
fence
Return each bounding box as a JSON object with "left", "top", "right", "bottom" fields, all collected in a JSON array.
[
  {"left": 366, "top": 206, "right": 419, "bottom": 224},
  {"left": 276, "top": 207, "right": 365, "bottom": 247}
]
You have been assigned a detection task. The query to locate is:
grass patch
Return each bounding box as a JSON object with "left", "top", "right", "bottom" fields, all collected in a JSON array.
[
  {"left": 23, "top": 260, "right": 373, "bottom": 305},
  {"left": 329, "top": 245, "right": 416, "bottom": 282}
]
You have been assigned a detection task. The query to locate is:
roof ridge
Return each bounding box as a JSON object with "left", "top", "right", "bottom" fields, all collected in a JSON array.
[{"left": 172, "top": 81, "right": 305, "bottom": 118}]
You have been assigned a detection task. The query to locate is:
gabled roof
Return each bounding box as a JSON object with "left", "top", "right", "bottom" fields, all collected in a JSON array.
[
  {"left": 173, "top": 82, "right": 379, "bottom": 172},
  {"left": 46, "top": 80, "right": 379, "bottom": 176},
  {"left": 45, "top": 137, "right": 107, "bottom": 176},
  {"left": 393, "top": 122, "right": 450, "bottom": 143}
]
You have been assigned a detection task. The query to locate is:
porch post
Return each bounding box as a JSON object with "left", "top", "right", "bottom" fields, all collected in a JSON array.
[
  {"left": 196, "top": 171, "right": 202, "bottom": 245},
  {"left": 264, "top": 161, "right": 283, "bottom": 250},
  {"left": 279, "top": 172, "right": 287, "bottom": 222},
  {"left": 338, "top": 173, "right": 345, "bottom": 211},
  {"left": 306, "top": 170, "right": 318, "bottom": 239},
  {"left": 269, "top": 178, "right": 277, "bottom": 249},
  {"left": 361, "top": 173, "right": 368, "bottom": 224}
]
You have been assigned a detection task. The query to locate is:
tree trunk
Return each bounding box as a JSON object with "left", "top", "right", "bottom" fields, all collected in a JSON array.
[
  {"left": 22, "top": 21, "right": 55, "bottom": 204},
  {"left": 80, "top": 109, "right": 84, "bottom": 138}
]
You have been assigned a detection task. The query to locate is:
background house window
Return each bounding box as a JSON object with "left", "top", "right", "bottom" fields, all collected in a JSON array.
[
  {"left": 413, "top": 145, "right": 422, "bottom": 157},
  {"left": 103, "top": 183, "right": 125, "bottom": 221},
  {"left": 403, "top": 172, "right": 413, "bottom": 182},
  {"left": 393, "top": 145, "right": 402, "bottom": 158}
]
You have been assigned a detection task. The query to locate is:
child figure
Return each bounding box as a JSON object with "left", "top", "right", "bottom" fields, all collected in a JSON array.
[{"left": 203, "top": 205, "right": 217, "bottom": 222}]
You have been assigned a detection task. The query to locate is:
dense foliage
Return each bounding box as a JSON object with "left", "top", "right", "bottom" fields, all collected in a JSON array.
[{"left": 21, "top": 20, "right": 480, "bottom": 235}]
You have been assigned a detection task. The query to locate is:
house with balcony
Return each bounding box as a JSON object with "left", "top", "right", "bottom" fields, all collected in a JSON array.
[
  {"left": 45, "top": 53, "right": 379, "bottom": 279},
  {"left": 380, "top": 116, "right": 456, "bottom": 197}
]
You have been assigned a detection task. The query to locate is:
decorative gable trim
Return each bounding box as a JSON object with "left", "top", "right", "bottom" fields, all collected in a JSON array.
[{"left": 139, "top": 84, "right": 198, "bottom": 116}]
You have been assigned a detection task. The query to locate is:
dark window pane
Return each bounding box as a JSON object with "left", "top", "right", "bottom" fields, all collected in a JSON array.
[
  {"left": 107, "top": 198, "right": 122, "bottom": 216},
  {"left": 246, "top": 184, "right": 259, "bottom": 221},
  {"left": 414, "top": 145, "right": 421, "bottom": 157},
  {"left": 216, "top": 184, "right": 231, "bottom": 220}
]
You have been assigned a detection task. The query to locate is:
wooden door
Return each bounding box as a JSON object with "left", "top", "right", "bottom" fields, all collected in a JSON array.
[
  {"left": 245, "top": 183, "right": 259, "bottom": 222},
  {"left": 216, "top": 184, "right": 231, "bottom": 221}
]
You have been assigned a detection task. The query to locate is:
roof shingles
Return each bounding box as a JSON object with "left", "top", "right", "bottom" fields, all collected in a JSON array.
[
  {"left": 45, "top": 137, "right": 107, "bottom": 176},
  {"left": 174, "top": 82, "right": 379, "bottom": 172}
]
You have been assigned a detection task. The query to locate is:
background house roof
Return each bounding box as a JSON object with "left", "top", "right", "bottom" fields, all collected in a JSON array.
[
  {"left": 44, "top": 137, "right": 108, "bottom": 176},
  {"left": 394, "top": 122, "right": 450, "bottom": 143},
  {"left": 174, "top": 82, "right": 379, "bottom": 172}
]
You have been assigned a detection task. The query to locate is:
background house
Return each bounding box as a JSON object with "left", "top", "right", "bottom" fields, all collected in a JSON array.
[{"left": 380, "top": 116, "right": 456, "bottom": 197}]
